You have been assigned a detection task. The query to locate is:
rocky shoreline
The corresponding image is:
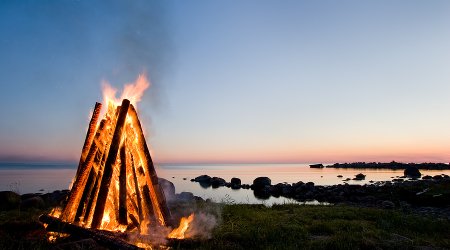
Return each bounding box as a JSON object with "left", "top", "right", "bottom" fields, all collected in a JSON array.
[
  {"left": 2, "top": 172, "right": 449, "bottom": 220},
  {"left": 191, "top": 172, "right": 450, "bottom": 219}
]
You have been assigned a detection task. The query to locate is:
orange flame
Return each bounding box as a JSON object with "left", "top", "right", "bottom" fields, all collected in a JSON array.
[
  {"left": 102, "top": 73, "right": 150, "bottom": 108},
  {"left": 168, "top": 214, "right": 195, "bottom": 239}
]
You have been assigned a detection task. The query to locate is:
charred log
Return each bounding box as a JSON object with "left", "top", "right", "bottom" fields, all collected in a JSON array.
[
  {"left": 119, "top": 144, "right": 128, "bottom": 225},
  {"left": 92, "top": 99, "right": 130, "bottom": 229},
  {"left": 75, "top": 102, "right": 102, "bottom": 178},
  {"left": 129, "top": 104, "right": 173, "bottom": 227},
  {"left": 40, "top": 214, "right": 142, "bottom": 250}
]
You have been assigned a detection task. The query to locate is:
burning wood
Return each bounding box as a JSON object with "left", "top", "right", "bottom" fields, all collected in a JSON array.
[{"left": 44, "top": 83, "right": 195, "bottom": 248}]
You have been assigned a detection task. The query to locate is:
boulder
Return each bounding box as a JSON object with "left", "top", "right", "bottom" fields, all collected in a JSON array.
[
  {"left": 21, "top": 196, "right": 45, "bottom": 210},
  {"left": 230, "top": 177, "right": 241, "bottom": 186},
  {"left": 230, "top": 178, "right": 241, "bottom": 189},
  {"left": 194, "top": 175, "right": 212, "bottom": 183},
  {"left": 252, "top": 177, "right": 271, "bottom": 190},
  {"left": 354, "top": 173, "right": 366, "bottom": 180},
  {"left": 305, "top": 182, "right": 315, "bottom": 191},
  {"left": 432, "top": 175, "right": 443, "bottom": 180},
  {"left": 177, "top": 192, "right": 195, "bottom": 201},
  {"left": 0, "top": 191, "right": 20, "bottom": 210},
  {"left": 253, "top": 187, "right": 271, "bottom": 200},
  {"left": 404, "top": 166, "right": 421, "bottom": 178},
  {"left": 158, "top": 178, "right": 176, "bottom": 201},
  {"left": 211, "top": 177, "right": 227, "bottom": 188}
]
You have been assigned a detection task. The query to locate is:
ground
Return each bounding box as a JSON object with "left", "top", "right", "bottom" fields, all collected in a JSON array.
[{"left": 0, "top": 203, "right": 449, "bottom": 250}]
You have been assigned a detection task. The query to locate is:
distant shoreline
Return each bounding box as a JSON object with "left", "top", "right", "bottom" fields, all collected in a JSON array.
[{"left": 324, "top": 161, "right": 450, "bottom": 170}]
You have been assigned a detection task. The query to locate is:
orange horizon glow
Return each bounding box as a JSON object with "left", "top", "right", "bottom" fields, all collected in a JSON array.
[{"left": 2, "top": 139, "right": 450, "bottom": 164}]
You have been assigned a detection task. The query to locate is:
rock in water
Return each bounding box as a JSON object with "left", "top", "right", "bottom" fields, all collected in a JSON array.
[
  {"left": 404, "top": 166, "right": 421, "bottom": 178},
  {"left": 354, "top": 173, "right": 366, "bottom": 180},
  {"left": 252, "top": 177, "right": 271, "bottom": 190},
  {"left": 211, "top": 177, "right": 226, "bottom": 188},
  {"left": 230, "top": 177, "right": 242, "bottom": 189},
  {"left": 231, "top": 177, "right": 241, "bottom": 186},
  {"left": 194, "top": 175, "right": 212, "bottom": 183}
]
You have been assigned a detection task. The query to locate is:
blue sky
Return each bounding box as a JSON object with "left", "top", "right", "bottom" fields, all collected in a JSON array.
[{"left": 1, "top": 1, "right": 450, "bottom": 163}]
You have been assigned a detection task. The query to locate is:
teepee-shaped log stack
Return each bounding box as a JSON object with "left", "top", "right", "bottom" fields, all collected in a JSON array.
[{"left": 60, "top": 99, "right": 173, "bottom": 233}]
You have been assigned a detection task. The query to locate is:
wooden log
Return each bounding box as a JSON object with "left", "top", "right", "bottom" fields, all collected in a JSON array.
[
  {"left": 61, "top": 118, "right": 109, "bottom": 222},
  {"left": 142, "top": 185, "right": 156, "bottom": 222},
  {"left": 61, "top": 141, "right": 98, "bottom": 222},
  {"left": 74, "top": 168, "right": 96, "bottom": 222},
  {"left": 130, "top": 153, "right": 143, "bottom": 224},
  {"left": 119, "top": 143, "right": 128, "bottom": 225},
  {"left": 83, "top": 148, "right": 108, "bottom": 225},
  {"left": 39, "top": 214, "right": 143, "bottom": 250},
  {"left": 75, "top": 102, "right": 102, "bottom": 178},
  {"left": 128, "top": 104, "right": 173, "bottom": 227},
  {"left": 91, "top": 99, "right": 130, "bottom": 229}
]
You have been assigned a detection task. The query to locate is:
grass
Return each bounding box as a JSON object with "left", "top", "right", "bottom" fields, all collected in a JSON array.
[
  {"left": 1, "top": 203, "right": 449, "bottom": 249},
  {"left": 0, "top": 208, "right": 52, "bottom": 250},
  {"left": 176, "top": 203, "right": 450, "bottom": 250}
]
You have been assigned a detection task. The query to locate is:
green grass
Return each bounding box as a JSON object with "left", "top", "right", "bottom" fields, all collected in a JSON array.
[
  {"left": 175, "top": 203, "right": 450, "bottom": 250},
  {"left": 1, "top": 204, "right": 449, "bottom": 250}
]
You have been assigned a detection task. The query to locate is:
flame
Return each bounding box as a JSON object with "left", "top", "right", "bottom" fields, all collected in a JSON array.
[
  {"left": 102, "top": 73, "right": 150, "bottom": 108},
  {"left": 49, "top": 207, "right": 62, "bottom": 218},
  {"left": 168, "top": 214, "right": 195, "bottom": 239}
]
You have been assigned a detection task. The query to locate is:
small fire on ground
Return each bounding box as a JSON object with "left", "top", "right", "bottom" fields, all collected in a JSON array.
[{"left": 44, "top": 74, "right": 195, "bottom": 248}]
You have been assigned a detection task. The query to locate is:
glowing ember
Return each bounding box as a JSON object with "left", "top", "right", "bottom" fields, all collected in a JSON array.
[{"left": 168, "top": 214, "right": 195, "bottom": 239}]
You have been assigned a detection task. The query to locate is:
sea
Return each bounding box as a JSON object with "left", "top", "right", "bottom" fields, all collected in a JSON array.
[{"left": 1, "top": 162, "right": 449, "bottom": 205}]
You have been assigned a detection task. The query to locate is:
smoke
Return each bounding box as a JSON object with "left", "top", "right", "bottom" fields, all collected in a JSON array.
[
  {"left": 110, "top": 1, "right": 172, "bottom": 110},
  {"left": 186, "top": 212, "right": 218, "bottom": 240}
]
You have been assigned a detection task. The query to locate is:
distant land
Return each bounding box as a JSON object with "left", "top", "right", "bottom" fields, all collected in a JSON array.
[{"left": 325, "top": 161, "right": 450, "bottom": 170}]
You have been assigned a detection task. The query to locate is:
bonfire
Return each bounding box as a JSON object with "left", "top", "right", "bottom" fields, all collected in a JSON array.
[{"left": 40, "top": 75, "right": 194, "bottom": 249}]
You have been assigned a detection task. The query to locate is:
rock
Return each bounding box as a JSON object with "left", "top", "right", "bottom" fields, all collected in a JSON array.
[
  {"left": 231, "top": 177, "right": 241, "bottom": 186},
  {"left": 0, "top": 191, "right": 20, "bottom": 210},
  {"left": 21, "top": 196, "right": 45, "bottom": 210},
  {"left": 337, "top": 175, "right": 343, "bottom": 178},
  {"left": 432, "top": 175, "right": 443, "bottom": 180},
  {"left": 211, "top": 177, "right": 226, "bottom": 188},
  {"left": 158, "top": 178, "right": 176, "bottom": 201},
  {"left": 354, "top": 173, "right": 366, "bottom": 180},
  {"left": 252, "top": 177, "right": 271, "bottom": 190},
  {"left": 253, "top": 187, "right": 271, "bottom": 200},
  {"left": 404, "top": 166, "right": 421, "bottom": 178},
  {"left": 381, "top": 200, "right": 395, "bottom": 209},
  {"left": 177, "top": 192, "right": 195, "bottom": 201},
  {"left": 194, "top": 175, "right": 212, "bottom": 183},
  {"left": 230, "top": 177, "right": 241, "bottom": 189},
  {"left": 305, "top": 182, "right": 315, "bottom": 191},
  {"left": 41, "top": 190, "right": 68, "bottom": 206}
]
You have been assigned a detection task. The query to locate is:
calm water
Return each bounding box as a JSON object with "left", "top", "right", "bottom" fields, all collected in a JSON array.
[{"left": 1, "top": 163, "right": 449, "bottom": 205}]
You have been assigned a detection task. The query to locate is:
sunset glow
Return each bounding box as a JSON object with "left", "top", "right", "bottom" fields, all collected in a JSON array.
[{"left": 1, "top": 1, "right": 450, "bottom": 164}]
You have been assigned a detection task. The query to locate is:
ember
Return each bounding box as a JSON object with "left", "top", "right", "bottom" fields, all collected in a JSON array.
[{"left": 42, "top": 75, "right": 194, "bottom": 248}]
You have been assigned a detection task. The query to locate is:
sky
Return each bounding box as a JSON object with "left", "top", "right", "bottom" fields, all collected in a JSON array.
[{"left": 1, "top": 1, "right": 450, "bottom": 164}]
